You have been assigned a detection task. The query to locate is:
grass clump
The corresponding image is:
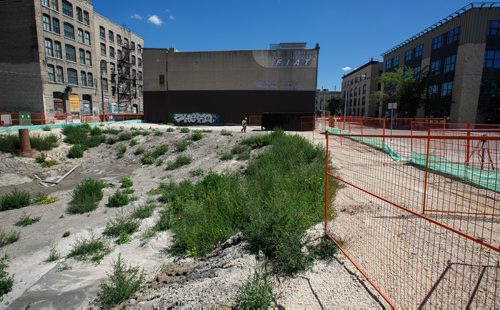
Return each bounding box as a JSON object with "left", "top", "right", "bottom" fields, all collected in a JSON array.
[
  {"left": 67, "top": 179, "right": 105, "bottom": 214},
  {"left": 30, "top": 134, "right": 59, "bottom": 151},
  {"left": 129, "top": 139, "right": 138, "bottom": 146},
  {"left": 67, "top": 235, "right": 111, "bottom": 263},
  {"left": 0, "top": 190, "right": 31, "bottom": 211},
  {"left": 90, "top": 127, "right": 102, "bottom": 136},
  {"left": 96, "top": 254, "right": 144, "bottom": 308},
  {"left": 15, "top": 213, "right": 41, "bottom": 227},
  {"left": 67, "top": 144, "right": 85, "bottom": 158},
  {"left": 103, "top": 214, "right": 139, "bottom": 239},
  {"left": 0, "top": 135, "right": 20, "bottom": 153},
  {"left": 116, "top": 144, "right": 127, "bottom": 159},
  {"left": 154, "top": 131, "right": 163, "bottom": 136},
  {"left": 106, "top": 137, "right": 117, "bottom": 145},
  {"left": 141, "top": 145, "right": 168, "bottom": 165},
  {"left": 118, "top": 132, "right": 133, "bottom": 141},
  {"left": 189, "top": 168, "right": 204, "bottom": 177},
  {"left": 102, "top": 128, "right": 120, "bottom": 135},
  {"left": 134, "top": 147, "right": 145, "bottom": 155},
  {"left": 120, "top": 177, "right": 133, "bottom": 189},
  {"left": 0, "top": 230, "right": 20, "bottom": 248},
  {"left": 166, "top": 155, "right": 192, "bottom": 170},
  {"left": 0, "top": 255, "right": 14, "bottom": 297},
  {"left": 36, "top": 153, "right": 57, "bottom": 167},
  {"left": 175, "top": 140, "right": 189, "bottom": 152},
  {"left": 220, "top": 152, "right": 233, "bottom": 161},
  {"left": 236, "top": 263, "right": 274, "bottom": 309},
  {"left": 190, "top": 131, "right": 203, "bottom": 141},
  {"left": 62, "top": 124, "right": 103, "bottom": 149},
  {"left": 221, "top": 129, "right": 232, "bottom": 136},
  {"left": 141, "top": 155, "right": 155, "bottom": 165},
  {"left": 179, "top": 128, "right": 190, "bottom": 133},
  {"left": 45, "top": 246, "right": 61, "bottom": 262},
  {"left": 241, "top": 134, "right": 272, "bottom": 149},
  {"left": 107, "top": 191, "right": 130, "bottom": 208},
  {"left": 231, "top": 144, "right": 251, "bottom": 160},
  {"left": 131, "top": 204, "right": 157, "bottom": 219},
  {"left": 167, "top": 127, "right": 175, "bottom": 132}
]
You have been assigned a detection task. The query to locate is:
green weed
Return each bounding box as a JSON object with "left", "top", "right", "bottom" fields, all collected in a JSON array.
[
  {"left": 180, "top": 128, "right": 190, "bottom": 133},
  {"left": 45, "top": 246, "right": 61, "bottom": 262},
  {"left": 106, "top": 137, "right": 117, "bottom": 145},
  {"left": 30, "top": 134, "right": 59, "bottom": 151},
  {"left": 189, "top": 168, "right": 204, "bottom": 177},
  {"left": 175, "top": 140, "right": 189, "bottom": 152},
  {"left": 15, "top": 213, "right": 41, "bottom": 227},
  {"left": 129, "top": 139, "right": 138, "bottom": 146},
  {"left": 220, "top": 152, "right": 233, "bottom": 161},
  {"left": 67, "top": 235, "right": 111, "bottom": 263},
  {"left": 134, "top": 147, "right": 145, "bottom": 155},
  {"left": 131, "top": 204, "right": 157, "bottom": 219},
  {"left": 107, "top": 191, "right": 130, "bottom": 208},
  {"left": 165, "top": 155, "right": 192, "bottom": 170},
  {"left": 236, "top": 263, "right": 274, "bottom": 309},
  {"left": 67, "top": 144, "right": 85, "bottom": 158},
  {"left": 103, "top": 214, "right": 139, "bottom": 239},
  {"left": 190, "top": 131, "right": 203, "bottom": 141},
  {"left": 120, "top": 177, "right": 133, "bottom": 189},
  {"left": 102, "top": 128, "right": 120, "bottom": 135},
  {"left": 0, "top": 135, "right": 20, "bottom": 153},
  {"left": 0, "top": 255, "right": 13, "bottom": 297},
  {"left": 67, "top": 179, "right": 105, "bottom": 214},
  {"left": 118, "top": 132, "right": 133, "bottom": 141},
  {"left": 0, "top": 190, "right": 31, "bottom": 211},
  {"left": 116, "top": 144, "right": 127, "bottom": 159},
  {"left": 0, "top": 230, "right": 20, "bottom": 248},
  {"left": 220, "top": 129, "right": 232, "bottom": 136},
  {"left": 166, "top": 128, "right": 175, "bottom": 132}
]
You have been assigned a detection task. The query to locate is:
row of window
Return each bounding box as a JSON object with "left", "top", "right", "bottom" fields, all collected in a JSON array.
[
  {"left": 386, "top": 55, "right": 400, "bottom": 70},
  {"left": 42, "top": 0, "right": 90, "bottom": 25},
  {"left": 430, "top": 55, "right": 457, "bottom": 75},
  {"left": 44, "top": 38, "right": 92, "bottom": 65},
  {"left": 428, "top": 82, "right": 453, "bottom": 97},
  {"left": 347, "top": 96, "right": 366, "bottom": 107},
  {"left": 480, "top": 79, "right": 500, "bottom": 97},
  {"left": 432, "top": 27, "right": 460, "bottom": 50},
  {"left": 42, "top": 15, "right": 92, "bottom": 45},
  {"left": 487, "top": 20, "right": 500, "bottom": 36},
  {"left": 404, "top": 44, "right": 424, "bottom": 62},
  {"left": 347, "top": 85, "right": 367, "bottom": 97},
  {"left": 98, "top": 26, "right": 142, "bottom": 54},
  {"left": 485, "top": 50, "right": 500, "bottom": 68},
  {"left": 47, "top": 64, "right": 93, "bottom": 86}
]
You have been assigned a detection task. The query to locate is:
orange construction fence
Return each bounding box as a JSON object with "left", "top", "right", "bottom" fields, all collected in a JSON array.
[
  {"left": 325, "top": 129, "right": 499, "bottom": 308},
  {"left": 0, "top": 112, "right": 143, "bottom": 127}
]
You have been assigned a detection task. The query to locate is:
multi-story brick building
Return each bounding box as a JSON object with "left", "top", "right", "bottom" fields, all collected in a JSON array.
[
  {"left": 0, "top": 0, "right": 143, "bottom": 123},
  {"left": 341, "top": 60, "right": 383, "bottom": 117},
  {"left": 381, "top": 3, "right": 500, "bottom": 123}
]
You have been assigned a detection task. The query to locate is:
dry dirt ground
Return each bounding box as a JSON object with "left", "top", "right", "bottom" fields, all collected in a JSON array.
[{"left": 0, "top": 124, "right": 383, "bottom": 309}]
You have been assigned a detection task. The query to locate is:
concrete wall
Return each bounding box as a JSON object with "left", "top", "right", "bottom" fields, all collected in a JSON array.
[
  {"left": 143, "top": 49, "right": 168, "bottom": 92},
  {"left": 0, "top": 0, "right": 44, "bottom": 112}
]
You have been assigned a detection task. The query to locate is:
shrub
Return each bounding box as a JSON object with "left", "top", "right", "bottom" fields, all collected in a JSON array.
[
  {"left": 120, "top": 177, "right": 133, "bottom": 189},
  {"left": 67, "top": 144, "right": 85, "bottom": 158},
  {"left": 103, "top": 214, "right": 139, "bottom": 238},
  {"left": 67, "top": 235, "right": 111, "bottom": 263},
  {"left": 220, "top": 153, "right": 233, "bottom": 161},
  {"left": 42, "top": 126, "right": 52, "bottom": 131},
  {"left": 236, "top": 263, "right": 274, "bottom": 309},
  {"left": 15, "top": 213, "right": 41, "bottom": 227},
  {"left": 107, "top": 191, "right": 130, "bottom": 208},
  {"left": 106, "top": 137, "right": 117, "bottom": 145},
  {"left": 116, "top": 144, "right": 127, "bottom": 159},
  {"left": 134, "top": 147, "right": 145, "bottom": 155},
  {"left": 62, "top": 125, "right": 90, "bottom": 145},
  {"left": 45, "top": 246, "right": 61, "bottom": 262},
  {"left": 118, "top": 132, "right": 133, "bottom": 141},
  {"left": 0, "top": 135, "right": 20, "bottom": 153},
  {"left": 167, "top": 128, "right": 175, "bottom": 132},
  {"left": 180, "top": 128, "right": 190, "bottom": 133},
  {"left": 0, "top": 190, "right": 31, "bottom": 211},
  {"left": 0, "top": 255, "right": 13, "bottom": 297},
  {"left": 96, "top": 254, "right": 144, "bottom": 308},
  {"left": 190, "top": 131, "right": 203, "bottom": 141},
  {"left": 141, "top": 155, "right": 155, "bottom": 165},
  {"left": 85, "top": 135, "right": 106, "bottom": 148},
  {"left": 67, "top": 179, "right": 105, "bottom": 214},
  {"left": 90, "top": 127, "right": 103, "bottom": 136},
  {"left": 131, "top": 204, "right": 157, "bottom": 219},
  {"left": 0, "top": 230, "right": 20, "bottom": 248},
  {"left": 150, "top": 145, "right": 168, "bottom": 158},
  {"left": 30, "top": 134, "right": 59, "bottom": 151},
  {"left": 220, "top": 129, "right": 232, "bottom": 136},
  {"left": 175, "top": 140, "right": 189, "bottom": 152},
  {"left": 166, "top": 155, "right": 192, "bottom": 170},
  {"left": 129, "top": 139, "right": 138, "bottom": 146}
]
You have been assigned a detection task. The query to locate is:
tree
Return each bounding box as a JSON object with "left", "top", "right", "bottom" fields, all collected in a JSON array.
[
  {"left": 373, "top": 66, "right": 429, "bottom": 117},
  {"left": 325, "top": 97, "right": 343, "bottom": 115}
]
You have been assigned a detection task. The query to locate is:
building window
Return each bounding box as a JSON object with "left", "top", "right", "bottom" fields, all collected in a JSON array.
[
  {"left": 41, "top": 0, "right": 49, "bottom": 7},
  {"left": 413, "top": 65, "right": 422, "bottom": 79},
  {"left": 138, "top": 44, "right": 142, "bottom": 54},
  {"left": 481, "top": 79, "right": 500, "bottom": 97},
  {"left": 63, "top": 23, "right": 74, "bottom": 40},
  {"left": 56, "top": 66, "right": 64, "bottom": 83},
  {"left": 432, "top": 35, "right": 443, "bottom": 50},
  {"left": 62, "top": 0, "right": 73, "bottom": 17},
  {"left": 47, "top": 65, "right": 55, "bottom": 82},
  {"left": 138, "top": 71, "right": 142, "bottom": 81},
  {"left": 44, "top": 39, "right": 53, "bottom": 57},
  {"left": 124, "top": 38, "right": 129, "bottom": 47},
  {"left": 83, "top": 10, "right": 89, "bottom": 25},
  {"left": 414, "top": 44, "right": 423, "bottom": 58},
  {"left": 65, "top": 44, "right": 76, "bottom": 62},
  {"left": 110, "top": 62, "right": 116, "bottom": 73},
  {"left": 485, "top": 50, "right": 500, "bottom": 68},
  {"left": 76, "top": 7, "right": 83, "bottom": 22},
  {"left": 441, "top": 82, "right": 453, "bottom": 97},
  {"left": 109, "top": 30, "right": 114, "bottom": 43},
  {"left": 443, "top": 55, "right": 456, "bottom": 73},
  {"left": 84, "top": 31, "right": 91, "bottom": 45},
  {"left": 67, "top": 68, "right": 77, "bottom": 85},
  {"left": 43, "top": 14, "right": 51, "bottom": 32},
  {"left": 116, "top": 35, "right": 122, "bottom": 46},
  {"left": 85, "top": 51, "right": 91, "bottom": 66},
  {"left": 362, "top": 97, "right": 366, "bottom": 106},
  {"left": 392, "top": 55, "right": 399, "bottom": 68},
  {"left": 131, "top": 41, "right": 136, "bottom": 51},
  {"left": 488, "top": 20, "right": 500, "bottom": 36},
  {"left": 51, "top": 0, "right": 58, "bottom": 11},
  {"left": 100, "top": 61, "right": 107, "bottom": 76},
  {"left": 132, "top": 55, "right": 136, "bottom": 65},
  {"left": 404, "top": 49, "right": 412, "bottom": 61},
  {"left": 102, "top": 78, "right": 108, "bottom": 92},
  {"left": 428, "top": 84, "right": 438, "bottom": 95},
  {"left": 87, "top": 73, "right": 93, "bottom": 87},
  {"left": 77, "top": 28, "right": 84, "bottom": 43},
  {"left": 117, "top": 50, "right": 122, "bottom": 60},
  {"left": 446, "top": 27, "right": 460, "bottom": 44},
  {"left": 159, "top": 75, "right": 165, "bottom": 85},
  {"left": 79, "top": 48, "right": 85, "bottom": 64},
  {"left": 100, "top": 43, "right": 106, "bottom": 56},
  {"left": 109, "top": 46, "right": 115, "bottom": 58},
  {"left": 80, "top": 71, "right": 87, "bottom": 86},
  {"left": 362, "top": 84, "right": 367, "bottom": 94},
  {"left": 430, "top": 59, "right": 441, "bottom": 74},
  {"left": 52, "top": 17, "right": 60, "bottom": 34},
  {"left": 99, "top": 26, "right": 105, "bottom": 40},
  {"left": 385, "top": 59, "right": 391, "bottom": 70},
  {"left": 138, "top": 58, "right": 142, "bottom": 67},
  {"left": 54, "top": 41, "right": 62, "bottom": 58}
]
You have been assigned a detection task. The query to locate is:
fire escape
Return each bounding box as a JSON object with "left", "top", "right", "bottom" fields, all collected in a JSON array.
[{"left": 112, "top": 31, "right": 137, "bottom": 112}]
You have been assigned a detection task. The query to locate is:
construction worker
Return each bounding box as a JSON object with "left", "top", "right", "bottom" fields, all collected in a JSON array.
[{"left": 241, "top": 117, "right": 248, "bottom": 133}]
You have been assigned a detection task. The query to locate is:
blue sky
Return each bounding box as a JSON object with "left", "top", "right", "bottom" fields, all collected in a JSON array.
[{"left": 94, "top": 0, "right": 475, "bottom": 90}]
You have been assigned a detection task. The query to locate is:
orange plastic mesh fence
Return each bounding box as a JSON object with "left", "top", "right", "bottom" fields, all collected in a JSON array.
[{"left": 325, "top": 130, "right": 499, "bottom": 308}]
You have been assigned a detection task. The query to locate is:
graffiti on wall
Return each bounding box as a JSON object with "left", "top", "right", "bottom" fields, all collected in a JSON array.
[{"left": 171, "top": 112, "right": 220, "bottom": 125}]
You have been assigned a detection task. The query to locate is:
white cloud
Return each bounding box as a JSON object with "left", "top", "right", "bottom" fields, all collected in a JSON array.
[
  {"left": 169, "top": 15, "right": 175, "bottom": 20},
  {"left": 341, "top": 66, "right": 352, "bottom": 71},
  {"left": 148, "top": 15, "right": 163, "bottom": 26},
  {"left": 131, "top": 14, "right": 143, "bottom": 20}
]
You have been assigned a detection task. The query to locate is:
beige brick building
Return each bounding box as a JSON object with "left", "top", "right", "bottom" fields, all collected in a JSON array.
[{"left": 0, "top": 0, "right": 143, "bottom": 122}]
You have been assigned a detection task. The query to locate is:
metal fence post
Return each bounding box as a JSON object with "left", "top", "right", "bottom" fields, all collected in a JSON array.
[
  {"left": 421, "top": 128, "right": 431, "bottom": 214},
  {"left": 324, "top": 131, "right": 329, "bottom": 233}
]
